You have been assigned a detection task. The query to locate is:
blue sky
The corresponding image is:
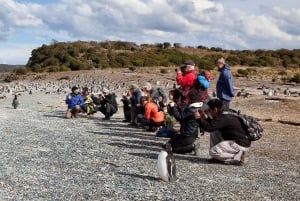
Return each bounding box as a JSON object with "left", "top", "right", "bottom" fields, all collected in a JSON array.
[{"left": 1, "top": 0, "right": 300, "bottom": 64}]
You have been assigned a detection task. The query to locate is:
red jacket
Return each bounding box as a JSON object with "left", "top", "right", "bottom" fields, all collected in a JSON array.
[
  {"left": 176, "top": 70, "right": 196, "bottom": 96},
  {"left": 144, "top": 102, "right": 164, "bottom": 123}
]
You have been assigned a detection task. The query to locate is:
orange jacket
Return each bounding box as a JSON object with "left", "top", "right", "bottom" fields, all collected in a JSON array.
[{"left": 144, "top": 102, "right": 164, "bottom": 122}]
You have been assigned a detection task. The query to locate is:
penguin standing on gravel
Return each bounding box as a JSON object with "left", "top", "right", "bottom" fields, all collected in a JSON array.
[
  {"left": 157, "top": 143, "right": 176, "bottom": 182},
  {"left": 12, "top": 95, "right": 19, "bottom": 109}
]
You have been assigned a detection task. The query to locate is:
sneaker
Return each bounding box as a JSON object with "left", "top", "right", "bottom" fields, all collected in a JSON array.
[
  {"left": 239, "top": 151, "right": 248, "bottom": 166},
  {"left": 207, "top": 158, "right": 223, "bottom": 164}
]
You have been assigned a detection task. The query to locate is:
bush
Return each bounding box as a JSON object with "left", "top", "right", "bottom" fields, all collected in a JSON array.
[
  {"left": 289, "top": 73, "right": 300, "bottom": 83},
  {"left": 4, "top": 73, "right": 19, "bottom": 82},
  {"left": 160, "top": 68, "right": 170, "bottom": 74},
  {"left": 129, "top": 66, "right": 136, "bottom": 72},
  {"left": 237, "top": 69, "right": 249, "bottom": 76},
  {"left": 13, "top": 67, "right": 28, "bottom": 75},
  {"left": 57, "top": 76, "right": 70, "bottom": 80},
  {"left": 278, "top": 70, "right": 287, "bottom": 76}
]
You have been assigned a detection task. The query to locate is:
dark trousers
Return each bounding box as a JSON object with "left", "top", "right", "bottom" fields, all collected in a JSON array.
[
  {"left": 168, "top": 135, "right": 196, "bottom": 154},
  {"left": 123, "top": 105, "right": 131, "bottom": 121},
  {"left": 221, "top": 99, "right": 230, "bottom": 109},
  {"left": 99, "top": 103, "right": 117, "bottom": 118},
  {"left": 137, "top": 115, "right": 164, "bottom": 130}
]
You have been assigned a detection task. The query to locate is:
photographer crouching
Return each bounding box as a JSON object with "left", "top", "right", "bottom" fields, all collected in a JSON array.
[{"left": 98, "top": 88, "right": 118, "bottom": 120}]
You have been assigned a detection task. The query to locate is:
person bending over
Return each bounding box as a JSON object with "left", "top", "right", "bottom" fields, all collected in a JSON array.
[
  {"left": 65, "top": 86, "right": 84, "bottom": 119},
  {"left": 139, "top": 96, "right": 165, "bottom": 132},
  {"left": 98, "top": 88, "right": 118, "bottom": 120},
  {"left": 194, "top": 98, "right": 251, "bottom": 165},
  {"left": 164, "top": 89, "right": 203, "bottom": 155},
  {"left": 81, "top": 87, "right": 97, "bottom": 115}
]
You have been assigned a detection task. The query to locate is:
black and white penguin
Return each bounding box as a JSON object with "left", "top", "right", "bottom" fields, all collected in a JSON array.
[
  {"left": 12, "top": 95, "right": 19, "bottom": 109},
  {"left": 157, "top": 143, "right": 176, "bottom": 182}
]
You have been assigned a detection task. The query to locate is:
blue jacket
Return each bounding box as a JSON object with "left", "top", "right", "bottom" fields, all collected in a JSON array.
[
  {"left": 130, "top": 89, "right": 142, "bottom": 107},
  {"left": 66, "top": 93, "right": 84, "bottom": 109},
  {"left": 216, "top": 64, "right": 234, "bottom": 101}
]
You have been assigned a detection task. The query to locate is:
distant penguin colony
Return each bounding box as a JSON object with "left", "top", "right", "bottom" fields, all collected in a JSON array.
[
  {"left": 12, "top": 95, "right": 19, "bottom": 109},
  {"left": 157, "top": 143, "right": 176, "bottom": 182}
]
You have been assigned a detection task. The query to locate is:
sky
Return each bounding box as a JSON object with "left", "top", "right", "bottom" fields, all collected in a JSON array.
[{"left": 0, "top": 0, "right": 300, "bottom": 65}]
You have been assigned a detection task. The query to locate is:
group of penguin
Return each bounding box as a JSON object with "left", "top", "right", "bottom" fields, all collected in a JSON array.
[{"left": 11, "top": 94, "right": 176, "bottom": 182}]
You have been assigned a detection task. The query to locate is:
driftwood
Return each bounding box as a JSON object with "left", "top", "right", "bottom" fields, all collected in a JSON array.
[
  {"left": 278, "top": 120, "right": 300, "bottom": 126},
  {"left": 265, "top": 97, "right": 286, "bottom": 101},
  {"left": 256, "top": 118, "right": 273, "bottom": 122}
]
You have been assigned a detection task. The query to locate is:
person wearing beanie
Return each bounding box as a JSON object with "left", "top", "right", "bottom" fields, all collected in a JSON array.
[
  {"left": 65, "top": 86, "right": 84, "bottom": 119},
  {"left": 176, "top": 60, "right": 197, "bottom": 102},
  {"left": 216, "top": 57, "right": 235, "bottom": 109},
  {"left": 142, "top": 82, "right": 167, "bottom": 111},
  {"left": 129, "top": 84, "right": 142, "bottom": 126},
  {"left": 98, "top": 88, "right": 118, "bottom": 120}
]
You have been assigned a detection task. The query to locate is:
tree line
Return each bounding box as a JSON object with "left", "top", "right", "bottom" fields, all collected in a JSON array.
[{"left": 24, "top": 41, "right": 299, "bottom": 73}]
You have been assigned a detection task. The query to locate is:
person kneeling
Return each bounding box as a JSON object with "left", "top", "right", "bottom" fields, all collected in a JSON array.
[
  {"left": 98, "top": 88, "right": 118, "bottom": 120},
  {"left": 65, "top": 86, "right": 84, "bottom": 119},
  {"left": 194, "top": 99, "right": 251, "bottom": 165},
  {"left": 139, "top": 96, "right": 165, "bottom": 132},
  {"left": 164, "top": 89, "right": 203, "bottom": 155}
]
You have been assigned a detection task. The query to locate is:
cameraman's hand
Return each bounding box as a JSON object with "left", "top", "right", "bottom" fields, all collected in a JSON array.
[{"left": 168, "top": 101, "right": 175, "bottom": 107}]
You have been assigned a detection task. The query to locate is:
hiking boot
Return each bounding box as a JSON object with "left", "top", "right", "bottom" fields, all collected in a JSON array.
[{"left": 239, "top": 151, "right": 248, "bottom": 166}]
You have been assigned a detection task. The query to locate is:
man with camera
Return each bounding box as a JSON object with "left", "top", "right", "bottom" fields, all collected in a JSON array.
[
  {"left": 98, "top": 88, "right": 118, "bottom": 120},
  {"left": 194, "top": 99, "right": 251, "bottom": 165}
]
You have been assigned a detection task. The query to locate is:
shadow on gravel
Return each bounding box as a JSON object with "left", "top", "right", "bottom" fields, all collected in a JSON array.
[
  {"left": 118, "top": 172, "right": 158, "bottom": 181},
  {"left": 128, "top": 152, "right": 208, "bottom": 164},
  {"left": 108, "top": 142, "right": 160, "bottom": 152},
  {"left": 43, "top": 110, "right": 66, "bottom": 119},
  {"left": 128, "top": 152, "right": 158, "bottom": 159}
]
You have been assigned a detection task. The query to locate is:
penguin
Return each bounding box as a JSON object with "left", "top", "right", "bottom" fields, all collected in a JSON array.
[
  {"left": 157, "top": 143, "right": 176, "bottom": 182},
  {"left": 12, "top": 95, "right": 19, "bottom": 109}
]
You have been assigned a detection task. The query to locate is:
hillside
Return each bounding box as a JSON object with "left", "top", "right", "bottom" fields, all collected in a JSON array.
[{"left": 25, "top": 41, "right": 300, "bottom": 73}]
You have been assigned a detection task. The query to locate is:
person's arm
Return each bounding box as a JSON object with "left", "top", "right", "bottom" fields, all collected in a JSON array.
[
  {"left": 169, "top": 105, "right": 192, "bottom": 121},
  {"left": 135, "top": 91, "right": 141, "bottom": 106},
  {"left": 79, "top": 95, "right": 84, "bottom": 107},
  {"left": 224, "top": 69, "right": 235, "bottom": 97},
  {"left": 176, "top": 72, "right": 195, "bottom": 87},
  {"left": 144, "top": 104, "right": 151, "bottom": 120},
  {"left": 196, "top": 115, "right": 227, "bottom": 132}
]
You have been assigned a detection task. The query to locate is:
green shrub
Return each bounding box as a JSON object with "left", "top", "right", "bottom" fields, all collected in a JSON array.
[
  {"left": 13, "top": 67, "right": 28, "bottom": 75},
  {"left": 237, "top": 69, "right": 249, "bottom": 76},
  {"left": 160, "top": 69, "right": 168, "bottom": 74},
  {"left": 278, "top": 70, "right": 287, "bottom": 76},
  {"left": 289, "top": 73, "right": 300, "bottom": 83},
  {"left": 129, "top": 66, "right": 136, "bottom": 72},
  {"left": 4, "top": 74, "right": 19, "bottom": 82}
]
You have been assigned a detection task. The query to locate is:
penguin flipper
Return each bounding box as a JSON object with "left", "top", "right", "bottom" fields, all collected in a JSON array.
[{"left": 167, "top": 157, "right": 176, "bottom": 182}]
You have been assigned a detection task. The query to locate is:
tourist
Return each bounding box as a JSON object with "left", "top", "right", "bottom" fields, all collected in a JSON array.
[
  {"left": 98, "top": 88, "right": 118, "bottom": 120},
  {"left": 163, "top": 89, "right": 202, "bottom": 155},
  {"left": 65, "top": 86, "right": 84, "bottom": 119},
  {"left": 216, "top": 58, "right": 235, "bottom": 109},
  {"left": 194, "top": 99, "right": 251, "bottom": 165}
]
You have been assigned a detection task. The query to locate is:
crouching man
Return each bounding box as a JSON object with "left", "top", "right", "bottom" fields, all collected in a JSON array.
[
  {"left": 65, "top": 86, "right": 84, "bottom": 119},
  {"left": 194, "top": 99, "right": 251, "bottom": 165},
  {"left": 98, "top": 88, "right": 118, "bottom": 120}
]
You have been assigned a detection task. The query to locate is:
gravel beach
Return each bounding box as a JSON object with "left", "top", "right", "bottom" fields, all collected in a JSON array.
[{"left": 0, "top": 75, "right": 299, "bottom": 200}]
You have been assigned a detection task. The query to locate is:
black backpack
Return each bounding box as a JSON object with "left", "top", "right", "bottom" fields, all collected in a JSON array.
[{"left": 222, "top": 110, "right": 263, "bottom": 141}]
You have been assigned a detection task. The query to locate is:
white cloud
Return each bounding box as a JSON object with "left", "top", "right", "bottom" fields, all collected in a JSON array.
[{"left": 1, "top": 0, "right": 300, "bottom": 64}]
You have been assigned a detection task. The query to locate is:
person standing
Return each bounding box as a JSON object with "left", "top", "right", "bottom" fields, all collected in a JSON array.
[{"left": 216, "top": 58, "right": 234, "bottom": 109}]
